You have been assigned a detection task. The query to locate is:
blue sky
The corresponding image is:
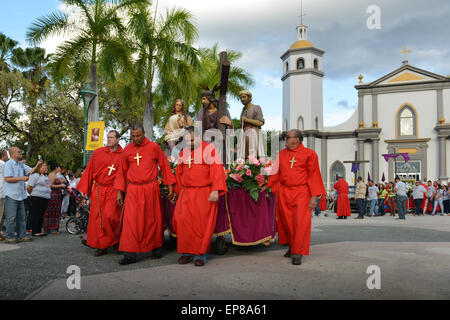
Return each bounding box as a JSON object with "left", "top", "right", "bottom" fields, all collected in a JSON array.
[{"left": 2, "top": 0, "right": 449, "bottom": 131}]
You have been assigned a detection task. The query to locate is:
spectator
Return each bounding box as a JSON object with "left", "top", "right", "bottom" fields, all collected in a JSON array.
[
  {"left": 2, "top": 147, "right": 41, "bottom": 243},
  {"left": 394, "top": 176, "right": 407, "bottom": 220},
  {"left": 443, "top": 185, "right": 450, "bottom": 215},
  {"left": 432, "top": 183, "right": 445, "bottom": 216},
  {"left": 425, "top": 180, "right": 435, "bottom": 214},
  {"left": 355, "top": 176, "right": 366, "bottom": 219},
  {"left": 66, "top": 173, "right": 78, "bottom": 217},
  {"left": 43, "top": 161, "right": 66, "bottom": 234},
  {"left": 412, "top": 180, "right": 427, "bottom": 215},
  {"left": 367, "top": 180, "right": 379, "bottom": 217},
  {"left": 387, "top": 182, "right": 396, "bottom": 216},
  {"left": 27, "top": 162, "right": 51, "bottom": 237},
  {"left": 377, "top": 183, "right": 387, "bottom": 216},
  {"left": 0, "top": 149, "right": 9, "bottom": 241}
]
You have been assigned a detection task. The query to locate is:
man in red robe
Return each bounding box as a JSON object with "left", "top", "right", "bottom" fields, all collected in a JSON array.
[
  {"left": 115, "top": 124, "right": 175, "bottom": 265},
  {"left": 263, "top": 130, "right": 325, "bottom": 265},
  {"left": 173, "top": 126, "right": 227, "bottom": 267},
  {"left": 334, "top": 176, "right": 351, "bottom": 219},
  {"left": 77, "top": 130, "right": 123, "bottom": 256}
]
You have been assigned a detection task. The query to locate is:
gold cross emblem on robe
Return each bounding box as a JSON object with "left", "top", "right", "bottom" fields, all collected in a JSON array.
[
  {"left": 289, "top": 156, "right": 297, "bottom": 169},
  {"left": 107, "top": 164, "right": 116, "bottom": 176},
  {"left": 186, "top": 156, "right": 194, "bottom": 168},
  {"left": 134, "top": 153, "right": 143, "bottom": 166}
]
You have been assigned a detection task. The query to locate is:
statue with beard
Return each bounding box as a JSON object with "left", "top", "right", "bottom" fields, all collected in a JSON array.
[
  {"left": 237, "top": 90, "right": 265, "bottom": 159},
  {"left": 196, "top": 89, "right": 233, "bottom": 153}
]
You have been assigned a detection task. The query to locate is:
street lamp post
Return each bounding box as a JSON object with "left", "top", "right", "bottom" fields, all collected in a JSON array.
[{"left": 80, "top": 83, "right": 97, "bottom": 166}]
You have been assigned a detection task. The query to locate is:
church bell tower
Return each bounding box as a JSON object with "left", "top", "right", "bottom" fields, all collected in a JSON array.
[{"left": 281, "top": 19, "right": 325, "bottom": 132}]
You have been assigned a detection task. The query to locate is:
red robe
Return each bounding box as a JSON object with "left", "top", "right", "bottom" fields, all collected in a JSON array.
[
  {"left": 334, "top": 179, "right": 351, "bottom": 217},
  {"left": 266, "top": 143, "right": 325, "bottom": 256},
  {"left": 77, "top": 146, "right": 123, "bottom": 249},
  {"left": 173, "top": 141, "right": 227, "bottom": 256},
  {"left": 114, "top": 138, "right": 175, "bottom": 253}
]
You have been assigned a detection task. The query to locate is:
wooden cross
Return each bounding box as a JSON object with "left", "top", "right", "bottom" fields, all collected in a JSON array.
[
  {"left": 343, "top": 151, "right": 370, "bottom": 185},
  {"left": 134, "top": 153, "right": 142, "bottom": 166},
  {"left": 186, "top": 156, "right": 194, "bottom": 169},
  {"left": 218, "top": 51, "right": 230, "bottom": 166},
  {"left": 289, "top": 157, "right": 297, "bottom": 169},
  {"left": 107, "top": 164, "right": 116, "bottom": 176},
  {"left": 400, "top": 45, "right": 411, "bottom": 61}
]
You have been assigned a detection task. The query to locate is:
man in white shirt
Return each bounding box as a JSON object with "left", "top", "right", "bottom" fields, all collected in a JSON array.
[
  {"left": 367, "top": 181, "right": 379, "bottom": 217},
  {"left": 0, "top": 149, "right": 9, "bottom": 240},
  {"left": 425, "top": 181, "right": 435, "bottom": 214},
  {"left": 394, "top": 176, "right": 408, "bottom": 220},
  {"left": 412, "top": 181, "right": 427, "bottom": 215}
]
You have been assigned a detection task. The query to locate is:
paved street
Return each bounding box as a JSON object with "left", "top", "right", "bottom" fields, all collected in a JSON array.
[{"left": 1, "top": 212, "right": 450, "bottom": 300}]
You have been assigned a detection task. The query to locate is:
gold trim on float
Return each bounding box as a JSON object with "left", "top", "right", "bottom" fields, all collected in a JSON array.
[{"left": 225, "top": 192, "right": 277, "bottom": 246}]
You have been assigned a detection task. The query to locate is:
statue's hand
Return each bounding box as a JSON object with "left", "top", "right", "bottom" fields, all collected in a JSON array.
[{"left": 220, "top": 116, "right": 232, "bottom": 126}]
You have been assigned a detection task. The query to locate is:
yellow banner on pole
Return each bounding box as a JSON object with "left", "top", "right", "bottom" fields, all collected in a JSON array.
[{"left": 86, "top": 121, "right": 105, "bottom": 151}]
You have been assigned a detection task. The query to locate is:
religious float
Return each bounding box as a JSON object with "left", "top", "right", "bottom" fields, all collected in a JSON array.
[{"left": 161, "top": 156, "right": 278, "bottom": 247}]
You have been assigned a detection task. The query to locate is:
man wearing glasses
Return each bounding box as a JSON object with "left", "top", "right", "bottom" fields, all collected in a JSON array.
[{"left": 263, "top": 130, "right": 325, "bottom": 265}]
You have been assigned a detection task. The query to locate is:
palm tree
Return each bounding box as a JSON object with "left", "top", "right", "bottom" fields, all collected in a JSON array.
[
  {"left": 127, "top": 2, "right": 200, "bottom": 139},
  {"left": 11, "top": 46, "right": 52, "bottom": 157},
  {"left": 0, "top": 33, "right": 19, "bottom": 72},
  {"left": 26, "top": 0, "right": 150, "bottom": 124},
  {"left": 12, "top": 47, "right": 51, "bottom": 96}
]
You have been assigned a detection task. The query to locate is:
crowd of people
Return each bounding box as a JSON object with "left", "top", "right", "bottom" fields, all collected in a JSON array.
[
  {"left": 0, "top": 148, "right": 84, "bottom": 243},
  {"left": 327, "top": 176, "right": 450, "bottom": 219},
  {"left": 1, "top": 90, "right": 448, "bottom": 269}
]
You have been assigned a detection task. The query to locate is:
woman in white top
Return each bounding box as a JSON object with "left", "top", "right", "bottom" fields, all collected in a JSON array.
[{"left": 27, "top": 162, "right": 52, "bottom": 237}]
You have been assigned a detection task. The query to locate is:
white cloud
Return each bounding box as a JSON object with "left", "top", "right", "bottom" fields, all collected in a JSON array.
[{"left": 263, "top": 75, "right": 282, "bottom": 89}]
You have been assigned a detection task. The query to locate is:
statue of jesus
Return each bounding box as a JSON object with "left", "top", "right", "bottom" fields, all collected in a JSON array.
[{"left": 236, "top": 90, "right": 265, "bottom": 160}]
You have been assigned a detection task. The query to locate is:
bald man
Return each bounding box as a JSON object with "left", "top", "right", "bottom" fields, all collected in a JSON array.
[{"left": 3, "top": 147, "right": 41, "bottom": 243}]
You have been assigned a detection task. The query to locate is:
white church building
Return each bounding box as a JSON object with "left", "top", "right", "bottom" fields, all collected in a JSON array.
[{"left": 281, "top": 22, "right": 450, "bottom": 190}]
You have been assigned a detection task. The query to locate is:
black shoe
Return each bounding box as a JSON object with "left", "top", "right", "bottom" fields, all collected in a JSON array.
[
  {"left": 292, "top": 255, "right": 303, "bottom": 265},
  {"left": 152, "top": 248, "right": 162, "bottom": 259},
  {"left": 119, "top": 257, "right": 136, "bottom": 265},
  {"left": 81, "top": 239, "right": 90, "bottom": 247},
  {"left": 215, "top": 236, "right": 228, "bottom": 255},
  {"left": 94, "top": 249, "right": 108, "bottom": 257}
]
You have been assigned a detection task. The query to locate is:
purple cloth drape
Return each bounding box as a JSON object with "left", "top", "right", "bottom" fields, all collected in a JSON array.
[
  {"left": 163, "top": 189, "right": 277, "bottom": 246},
  {"left": 225, "top": 188, "right": 277, "bottom": 245}
]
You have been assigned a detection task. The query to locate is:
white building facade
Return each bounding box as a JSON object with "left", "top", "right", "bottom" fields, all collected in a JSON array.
[{"left": 281, "top": 23, "right": 450, "bottom": 190}]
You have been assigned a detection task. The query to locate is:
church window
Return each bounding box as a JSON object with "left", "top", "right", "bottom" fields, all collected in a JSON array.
[
  {"left": 285, "top": 62, "right": 289, "bottom": 73},
  {"left": 297, "top": 58, "right": 305, "bottom": 70},
  {"left": 397, "top": 105, "right": 417, "bottom": 137},
  {"left": 330, "top": 161, "right": 345, "bottom": 186},
  {"left": 314, "top": 58, "right": 319, "bottom": 70},
  {"left": 297, "top": 116, "right": 304, "bottom": 130},
  {"left": 315, "top": 116, "right": 319, "bottom": 129}
]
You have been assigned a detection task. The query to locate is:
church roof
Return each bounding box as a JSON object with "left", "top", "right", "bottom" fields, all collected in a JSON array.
[
  {"left": 290, "top": 40, "right": 315, "bottom": 49},
  {"left": 356, "top": 62, "right": 450, "bottom": 89}
]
